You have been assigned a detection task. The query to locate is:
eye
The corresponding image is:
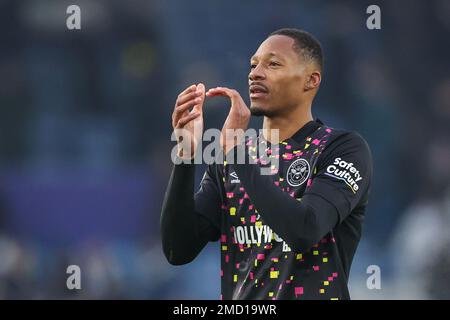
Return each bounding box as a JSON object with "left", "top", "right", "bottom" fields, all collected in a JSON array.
[
  {"left": 250, "top": 64, "right": 257, "bottom": 69},
  {"left": 269, "top": 61, "right": 281, "bottom": 67}
]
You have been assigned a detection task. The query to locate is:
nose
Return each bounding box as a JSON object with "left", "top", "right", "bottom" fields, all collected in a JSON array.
[{"left": 248, "top": 64, "right": 266, "bottom": 82}]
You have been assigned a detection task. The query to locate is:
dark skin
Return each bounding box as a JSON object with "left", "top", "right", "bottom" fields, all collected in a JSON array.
[
  {"left": 248, "top": 35, "right": 321, "bottom": 119},
  {"left": 171, "top": 35, "right": 322, "bottom": 157}
]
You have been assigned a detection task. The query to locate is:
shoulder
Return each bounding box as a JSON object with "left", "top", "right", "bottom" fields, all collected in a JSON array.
[
  {"left": 321, "top": 127, "right": 371, "bottom": 157},
  {"left": 317, "top": 127, "right": 373, "bottom": 175}
]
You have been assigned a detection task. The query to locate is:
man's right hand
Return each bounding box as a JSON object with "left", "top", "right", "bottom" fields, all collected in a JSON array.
[{"left": 172, "top": 83, "right": 206, "bottom": 160}]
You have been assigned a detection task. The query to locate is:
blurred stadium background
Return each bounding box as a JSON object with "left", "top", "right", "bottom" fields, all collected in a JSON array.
[{"left": 0, "top": 0, "right": 449, "bottom": 299}]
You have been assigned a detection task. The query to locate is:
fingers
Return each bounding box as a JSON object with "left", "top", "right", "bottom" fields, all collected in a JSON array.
[
  {"left": 175, "top": 96, "right": 202, "bottom": 114},
  {"left": 173, "top": 83, "right": 205, "bottom": 128},
  {"left": 177, "top": 88, "right": 202, "bottom": 106},
  {"left": 206, "top": 87, "right": 238, "bottom": 98},
  {"left": 196, "top": 83, "right": 206, "bottom": 95},
  {"left": 206, "top": 87, "right": 246, "bottom": 108},
  {"left": 178, "top": 84, "right": 197, "bottom": 98},
  {"left": 192, "top": 83, "right": 206, "bottom": 112},
  {"left": 175, "top": 111, "right": 201, "bottom": 129}
]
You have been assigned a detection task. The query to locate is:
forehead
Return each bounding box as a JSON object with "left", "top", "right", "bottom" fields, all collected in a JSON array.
[{"left": 251, "top": 35, "right": 298, "bottom": 60}]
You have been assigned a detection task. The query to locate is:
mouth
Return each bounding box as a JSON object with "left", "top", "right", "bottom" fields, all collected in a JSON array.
[{"left": 249, "top": 84, "right": 269, "bottom": 99}]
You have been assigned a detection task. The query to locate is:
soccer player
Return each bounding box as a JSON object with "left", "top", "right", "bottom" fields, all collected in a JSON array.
[{"left": 161, "top": 28, "right": 373, "bottom": 300}]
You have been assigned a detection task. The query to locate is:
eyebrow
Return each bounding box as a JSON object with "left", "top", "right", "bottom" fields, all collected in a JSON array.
[{"left": 250, "top": 52, "right": 281, "bottom": 61}]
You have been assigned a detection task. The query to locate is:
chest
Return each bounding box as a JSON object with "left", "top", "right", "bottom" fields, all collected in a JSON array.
[{"left": 220, "top": 138, "right": 323, "bottom": 225}]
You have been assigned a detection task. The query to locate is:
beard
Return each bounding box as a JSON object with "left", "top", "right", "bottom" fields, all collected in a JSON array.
[{"left": 250, "top": 105, "right": 276, "bottom": 117}]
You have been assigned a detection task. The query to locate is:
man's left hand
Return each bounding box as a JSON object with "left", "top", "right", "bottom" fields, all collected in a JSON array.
[{"left": 206, "top": 87, "right": 251, "bottom": 155}]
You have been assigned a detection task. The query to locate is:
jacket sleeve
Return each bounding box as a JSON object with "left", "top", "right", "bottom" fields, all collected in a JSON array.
[{"left": 160, "top": 163, "right": 221, "bottom": 265}]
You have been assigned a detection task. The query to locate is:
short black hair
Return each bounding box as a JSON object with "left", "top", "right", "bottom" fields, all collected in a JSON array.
[{"left": 269, "top": 28, "right": 323, "bottom": 71}]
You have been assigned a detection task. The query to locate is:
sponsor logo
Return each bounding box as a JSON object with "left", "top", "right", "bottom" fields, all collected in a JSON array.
[
  {"left": 286, "top": 158, "right": 310, "bottom": 187},
  {"left": 233, "top": 224, "right": 291, "bottom": 252},
  {"left": 325, "top": 157, "right": 363, "bottom": 193},
  {"left": 230, "top": 171, "right": 240, "bottom": 184}
]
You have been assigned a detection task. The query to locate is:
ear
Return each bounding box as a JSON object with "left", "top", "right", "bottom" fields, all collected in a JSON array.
[{"left": 304, "top": 71, "right": 321, "bottom": 91}]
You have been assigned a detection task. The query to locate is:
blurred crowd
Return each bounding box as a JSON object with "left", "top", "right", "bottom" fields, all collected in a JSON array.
[{"left": 0, "top": 0, "right": 449, "bottom": 299}]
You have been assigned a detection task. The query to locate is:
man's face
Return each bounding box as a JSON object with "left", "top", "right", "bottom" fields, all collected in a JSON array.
[{"left": 248, "top": 35, "right": 311, "bottom": 117}]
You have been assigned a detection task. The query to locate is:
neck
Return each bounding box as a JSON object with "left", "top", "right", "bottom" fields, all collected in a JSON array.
[{"left": 262, "top": 102, "right": 313, "bottom": 143}]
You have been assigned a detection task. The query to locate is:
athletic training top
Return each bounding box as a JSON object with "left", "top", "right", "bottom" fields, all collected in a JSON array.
[{"left": 161, "top": 119, "right": 373, "bottom": 300}]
